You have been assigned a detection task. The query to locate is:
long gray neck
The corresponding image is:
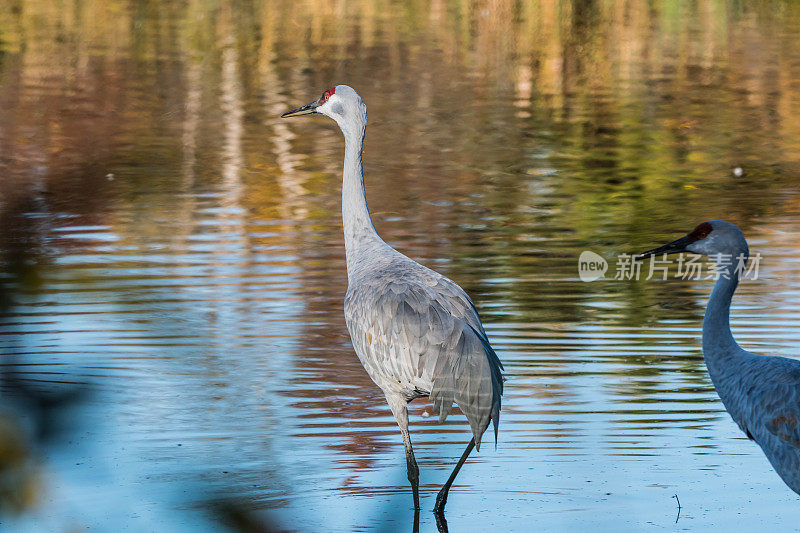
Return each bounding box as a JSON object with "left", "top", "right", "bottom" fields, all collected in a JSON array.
[
  {"left": 702, "top": 260, "right": 742, "bottom": 368},
  {"left": 340, "top": 122, "right": 382, "bottom": 275}
]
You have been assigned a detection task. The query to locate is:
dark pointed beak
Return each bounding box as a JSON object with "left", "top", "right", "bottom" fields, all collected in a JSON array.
[
  {"left": 281, "top": 98, "right": 321, "bottom": 118},
  {"left": 636, "top": 235, "right": 692, "bottom": 261}
]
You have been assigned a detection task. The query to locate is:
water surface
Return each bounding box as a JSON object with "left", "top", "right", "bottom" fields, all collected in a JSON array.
[{"left": 2, "top": 1, "right": 800, "bottom": 531}]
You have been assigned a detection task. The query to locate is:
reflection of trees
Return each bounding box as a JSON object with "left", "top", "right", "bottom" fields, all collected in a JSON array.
[{"left": 4, "top": 0, "right": 799, "bottom": 298}]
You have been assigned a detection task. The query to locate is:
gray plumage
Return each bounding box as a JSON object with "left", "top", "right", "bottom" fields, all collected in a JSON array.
[
  {"left": 282, "top": 85, "right": 503, "bottom": 513},
  {"left": 713, "top": 349, "right": 800, "bottom": 494},
  {"left": 344, "top": 245, "right": 503, "bottom": 448},
  {"left": 640, "top": 220, "right": 800, "bottom": 495}
]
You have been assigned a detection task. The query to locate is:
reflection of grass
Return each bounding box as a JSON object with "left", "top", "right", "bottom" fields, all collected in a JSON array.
[
  {"left": 0, "top": 196, "right": 72, "bottom": 518},
  {"left": 0, "top": 415, "right": 39, "bottom": 515}
]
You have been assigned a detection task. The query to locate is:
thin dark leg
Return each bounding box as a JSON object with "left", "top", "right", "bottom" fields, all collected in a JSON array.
[
  {"left": 433, "top": 438, "right": 475, "bottom": 514},
  {"left": 434, "top": 510, "right": 449, "bottom": 533},
  {"left": 402, "top": 429, "right": 421, "bottom": 510}
]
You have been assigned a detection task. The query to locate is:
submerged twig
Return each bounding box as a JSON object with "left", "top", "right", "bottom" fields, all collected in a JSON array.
[{"left": 673, "top": 494, "right": 682, "bottom": 523}]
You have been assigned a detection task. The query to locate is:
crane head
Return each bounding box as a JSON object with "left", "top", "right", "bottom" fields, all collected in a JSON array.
[
  {"left": 281, "top": 85, "right": 367, "bottom": 130},
  {"left": 281, "top": 87, "right": 337, "bottom": 117},
  {"left": 636, "top": 220, "right": 748, "bottom": 261}
]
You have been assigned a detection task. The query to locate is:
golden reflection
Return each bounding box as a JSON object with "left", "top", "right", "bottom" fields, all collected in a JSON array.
[{"left": 2, "top": 0, "right": 800, "bottom": 211}]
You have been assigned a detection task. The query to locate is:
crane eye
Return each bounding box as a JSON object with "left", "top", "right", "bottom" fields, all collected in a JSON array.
[{"left": 321, "top": 87, "right": 336, "bottom": 102}]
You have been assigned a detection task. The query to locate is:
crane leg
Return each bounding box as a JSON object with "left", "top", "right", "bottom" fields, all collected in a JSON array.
[
  {"left": 401, "top": 428, "right": 421, "bottom": 510},
  {"left": 433, "top": 438, "right": 475, "bottom": 515},
  {"left": 386, "top": 394, "right": 420, "bottom": 510}
]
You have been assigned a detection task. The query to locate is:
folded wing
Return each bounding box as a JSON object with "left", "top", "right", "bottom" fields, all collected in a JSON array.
[{"left": 345, "top": 267, "right": 503, "bottom": 449}]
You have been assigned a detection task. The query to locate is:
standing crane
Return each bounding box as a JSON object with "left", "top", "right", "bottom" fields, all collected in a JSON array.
[
  {"left": 639, "top": 220, "right": 800, "bottom": 495},
  {"left": 282, "top": 86, "right": 503, "bottom": 514}
]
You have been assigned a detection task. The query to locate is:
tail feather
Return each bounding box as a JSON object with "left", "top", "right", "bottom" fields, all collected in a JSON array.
[{"left": 430, "top": 321, "right": 503, "bottom": 452}]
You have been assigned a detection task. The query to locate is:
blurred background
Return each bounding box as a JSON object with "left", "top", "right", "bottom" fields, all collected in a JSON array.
[{"left": 2, "top": 0, "right": 800, "bottom": 531}]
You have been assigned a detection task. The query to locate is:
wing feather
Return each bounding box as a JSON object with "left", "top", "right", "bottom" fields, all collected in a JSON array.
[
  {"left": 720, "top": 357, "right": 800, "bottom": 493},
  {"left": 344, "top": 261, "right": 503, "bottom": 449}
]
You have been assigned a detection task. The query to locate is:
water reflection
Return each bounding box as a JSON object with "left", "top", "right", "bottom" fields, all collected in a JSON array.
[{"left": 1, "top": 0, "right": 800, "bottom": 530}]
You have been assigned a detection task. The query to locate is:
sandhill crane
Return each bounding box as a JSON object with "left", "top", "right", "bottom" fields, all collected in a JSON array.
[
  {"left": 639, "top": 220, "right": 800, "bottom": 495},
  {"left": 282, "top": 86, "right": 503, "bottom": 514}
]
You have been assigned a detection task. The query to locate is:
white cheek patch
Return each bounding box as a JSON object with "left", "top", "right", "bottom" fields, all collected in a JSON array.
[
  {"left": 689, "top": 232, "right": 737, "bottom": 257},
  {"left": 689, "top": 235, "right": 714, "bottom": 255},
  {"left": 317, "top": 99, "right": 343, "bottom": 118}
]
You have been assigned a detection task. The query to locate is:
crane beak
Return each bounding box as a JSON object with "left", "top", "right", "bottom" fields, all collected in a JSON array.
[
  {"left": 636, "top": 235, "right": 691, "bottom": 261},
  {"left": 281, "top": 98, "right": 321, "bottom": 118}
]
